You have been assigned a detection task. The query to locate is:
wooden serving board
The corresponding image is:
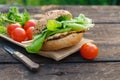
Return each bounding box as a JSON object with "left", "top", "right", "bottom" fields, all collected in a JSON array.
[{"left": 0, "top": 34, "right": 93, "bottom": 61}]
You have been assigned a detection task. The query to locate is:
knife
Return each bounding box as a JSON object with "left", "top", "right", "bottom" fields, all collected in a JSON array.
[{"left": 4, "top": 45, "right": 40, "bottom": 71}]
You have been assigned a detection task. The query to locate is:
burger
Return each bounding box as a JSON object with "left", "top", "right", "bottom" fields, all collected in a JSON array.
[{"left": 25, "top": 10, "right": 94, "bottom": 53}]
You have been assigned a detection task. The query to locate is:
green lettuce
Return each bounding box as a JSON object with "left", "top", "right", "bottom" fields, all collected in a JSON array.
[
  {"left": 0, "top": 26, "right": 7, "bottom": 34},
  {"left": 47, "top": 20, "right": 62, "bottom": 31},
  {"left": 0, "top": 7, "right": 30, "bottom": 26},
  {"left": 26, "top": 31, "right": 47, "bottom": 53}
]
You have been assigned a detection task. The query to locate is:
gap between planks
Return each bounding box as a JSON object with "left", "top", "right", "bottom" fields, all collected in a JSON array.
[{"left": 1, "top": 58, "right": 120, "bottom": 64}]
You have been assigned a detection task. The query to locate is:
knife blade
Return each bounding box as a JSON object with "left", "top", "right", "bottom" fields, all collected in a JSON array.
[{"left": 4, "top": 45, "right": 40, "bottom": 71}]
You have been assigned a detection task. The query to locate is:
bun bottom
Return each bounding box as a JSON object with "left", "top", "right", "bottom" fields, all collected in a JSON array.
[{"left": 41, "top": 33, "right": 83, "bottom": 51}]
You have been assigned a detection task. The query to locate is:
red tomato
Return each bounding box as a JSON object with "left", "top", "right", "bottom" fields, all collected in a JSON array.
[
  {"left": 24, "top": 20, "right": 36, "bottom": 31},
  {"left": 7, "top": 23, "right": 21, "bottom": 36},
  {"left": 11, "top": 28, "right": 27, "bottom": 42},
  {"left": 26, "top": 27, "right": 34, "bottom": 40},
  {"left": 80, "top": 43, "right": 98, "bottom": 60}
]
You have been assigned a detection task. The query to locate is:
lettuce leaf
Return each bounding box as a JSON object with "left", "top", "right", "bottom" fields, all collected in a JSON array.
[
  {"left": 56, "top": 14, "right": 72, "bottom": 21},
  {"left": 47, "top": 14, "right": 94, "bottom": 31},
  {"left": 0, "top": 26, "right": 7, "bottom": 34},
  {"left": 26, "top": 31, "right": 47, "bottom": 53},
  {"left": 47, "top": 20, "right": 62, "bottom": 31}
]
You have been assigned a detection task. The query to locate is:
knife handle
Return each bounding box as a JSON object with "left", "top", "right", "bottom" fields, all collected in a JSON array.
[{"left": 13, "top": 51, "right": 39, "bottom": 71}]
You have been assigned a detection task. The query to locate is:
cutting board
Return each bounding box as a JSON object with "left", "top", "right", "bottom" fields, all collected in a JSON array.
[{"left": 0, "top": 34, "right": 93, "bottom": 61}]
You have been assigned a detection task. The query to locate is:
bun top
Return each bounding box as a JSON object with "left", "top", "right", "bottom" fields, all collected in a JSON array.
[{"left": 33, "top": 10, "right": 72, "bottom": 34}]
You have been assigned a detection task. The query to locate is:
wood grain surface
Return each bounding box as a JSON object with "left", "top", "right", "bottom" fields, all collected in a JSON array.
[{"left": 0, "top": 6, "right": 120, "bottom": 80}]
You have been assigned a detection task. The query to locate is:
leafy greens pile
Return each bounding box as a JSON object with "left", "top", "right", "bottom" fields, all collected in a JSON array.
[
  {"left": 0, "top": 7, "right": 30, "bottom": 34},
  {"left": 0, "top": 7, "right": 30, "bottom": 26},
  {"left": 26, "top": 14, "right": 94, "bottom": 53}
]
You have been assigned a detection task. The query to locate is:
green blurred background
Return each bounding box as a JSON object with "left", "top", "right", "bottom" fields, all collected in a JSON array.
[{"left": 0, "top": 0, "right": 120, "bottom": 6}]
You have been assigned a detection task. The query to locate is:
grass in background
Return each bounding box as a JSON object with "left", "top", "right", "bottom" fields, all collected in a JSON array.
[{"left": 0, "top": 0, "right": 120, "bottom": 6}]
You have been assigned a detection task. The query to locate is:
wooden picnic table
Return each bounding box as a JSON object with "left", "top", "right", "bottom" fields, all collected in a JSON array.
[{"left": 0, "top": 5, "right": 120, "bottom": 80}]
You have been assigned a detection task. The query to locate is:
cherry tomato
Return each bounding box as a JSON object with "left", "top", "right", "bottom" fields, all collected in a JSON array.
[
  {"left": 26, "top": 27, "right": 34, "bottom": 40},
  {"left": 7, "top": 23, "right": 21, "bottom": 36},
  {"left": 80, "top": 43, "right": 98, "bottom": 60},
  {"left": 24, "top": 20, "right": 36, "bottom": 31},
  {"left": 11, "top": 28, "right": 27, "bottom": 42}
]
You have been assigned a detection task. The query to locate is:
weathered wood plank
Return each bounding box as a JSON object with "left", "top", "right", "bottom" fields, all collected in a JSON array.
[
  {"left": 0, "top": 6, "right": 120, "bottom": 80},
  {"left": 32, "top": 6, "right": 120, "bottom": 22},
  {"left": 0, "top": 24, "right": 120, "bottom": 63},
  {"left": 0, "top": 63, "right": 120, "bottom": 80},
  {"left": 33, "top": 6, "right": 120, "bottom": 23},
  {"left": 0, "top": 6, "right": 120, "bottom": 22}
]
